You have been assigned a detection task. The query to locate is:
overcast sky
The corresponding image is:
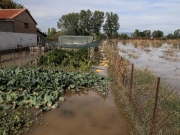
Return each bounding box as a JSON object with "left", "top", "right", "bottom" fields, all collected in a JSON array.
[{"left": 14, "top": 0, "right": 180, "bottom": 35}]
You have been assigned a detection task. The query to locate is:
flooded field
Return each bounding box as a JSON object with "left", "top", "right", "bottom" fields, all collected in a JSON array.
[{"left": 118, "top": 40, "right": 180, "bottom": 90}]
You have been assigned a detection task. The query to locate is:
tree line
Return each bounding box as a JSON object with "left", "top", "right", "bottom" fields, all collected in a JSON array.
[
  {"left": 56, "top": 9, "right": 120, "bottom": 39},
  {"left": 119, "top": 29, "right": 180, "bottom": 39},
  {"left": 2, "top": 0, "right": 179, "bottom": 40}
]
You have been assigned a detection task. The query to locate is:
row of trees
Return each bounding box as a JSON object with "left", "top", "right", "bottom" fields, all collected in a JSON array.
[
  {"left": 131, "top": 29, "right": 163, "bottom": 38},
  {"left": 119, "top": 29, "right": 180, "bottom": 39},
  {"left": 167, "top": 29, "right": 180, "bottom": 39},
  {"left": 57, "top": 10, "right": 120, "bottom": 38},
  {"left": 131, "top": 29, "right": 151, "bottom": 38},
  {"left": 1, "top": 0, "right": 120, "bottom": 39}
]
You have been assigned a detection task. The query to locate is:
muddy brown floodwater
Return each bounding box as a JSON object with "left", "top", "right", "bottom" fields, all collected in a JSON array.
[
  {"left": 28, "top": 90, "right": 130, "bottom": 135},
  {"left": 0, "top": 49, "right": 131, "bottom": 135},
  {"left": 28, "top": 66, "right": 131, "bottom": 135},
  {"left": 0, "top": 49, "right": 43, "bottom": 67}
]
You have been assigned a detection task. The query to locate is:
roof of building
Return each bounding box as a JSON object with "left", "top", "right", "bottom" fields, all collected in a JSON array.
[
  {"left": 0, "top": 8, "right": 37, "bottom": 24},
  {"left": 36, "top": 29, "right": 47, "bottom": 37}
]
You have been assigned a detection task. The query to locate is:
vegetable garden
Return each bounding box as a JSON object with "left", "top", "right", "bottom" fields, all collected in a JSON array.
[{"left": 0, "top": 47, "right": 110, "bottom": 135}]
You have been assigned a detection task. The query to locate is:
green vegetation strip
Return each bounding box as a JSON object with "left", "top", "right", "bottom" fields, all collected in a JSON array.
[
  {"left": 37, "top": 48, "right": 94, "bottom": 70},
  {"left": 0, "top": 67, "right": 109, "bottom": 110}
]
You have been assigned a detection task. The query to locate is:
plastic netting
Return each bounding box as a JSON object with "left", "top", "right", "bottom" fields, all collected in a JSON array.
[
  {"left": 38, "top": 33, "right": 103, "bottom": 48},
  {"left": 58, "top": 36, "right": 93, "bottom": 44}
]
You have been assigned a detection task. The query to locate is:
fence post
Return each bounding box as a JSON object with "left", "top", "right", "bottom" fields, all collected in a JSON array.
[
  {"left": 14, "top": 48, "right": 16, "bottom": 59},
  {"left": 129, "top": 64, "right": 134, "bottom": 102},
  {"left": 149, "top": 77, "right": 160, "bottom": 135},
  {"left": 0, "top": 51, "right": 1, "bottom": 61}
]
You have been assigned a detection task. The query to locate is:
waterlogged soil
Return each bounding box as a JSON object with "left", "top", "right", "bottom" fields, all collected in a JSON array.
[
  {"left": 0, "top": 49, "right": 131, "bottom": 134},
  {"left": 28, "top": 90, "right": 130, "bottom": 135},
  {"left": 27, "top": 66, "right": 130, "bottom": 135},
  {"left": 118, "top": 40, "right": 180, "bottom": 90}
]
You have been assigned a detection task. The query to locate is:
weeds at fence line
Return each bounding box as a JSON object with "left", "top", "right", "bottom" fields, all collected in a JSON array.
[{"left": 103, "top": 40, "right": 180, "bottom": 135}]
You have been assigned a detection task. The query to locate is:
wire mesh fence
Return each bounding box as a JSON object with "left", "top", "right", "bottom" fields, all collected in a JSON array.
[
  {"left": 0, "top": 43, "right": 46, "bottom": 67},
  {"left": 104, "top": 40, "right": 180, "bottom": 135}
]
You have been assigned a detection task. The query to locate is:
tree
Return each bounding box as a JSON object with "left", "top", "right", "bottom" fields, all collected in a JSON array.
[
  {"left": 152, "top": 30, "right": 163, "bottom": 38},
  {"left": 57, "top": 10, "right": 105, "bottom": 36},
  {"left": 132, "top": 29, "right": 140, "bottom": 38},
  {"left": 79, "top": 9, "right": 93, "bottom": 35},
  {"left": 132, "top": 29, "right": 151, "bottom": 38},
  {"left": 57, "top": 12, "right": 80, "bottom": 35},
  {"left": 47, "top": 28, "right": 51, "bottom": 36},
  {"left": 119, "top": 33, "right": 129, "bottom": 39},
  {"left": 139, "top": 31, "right": 146, "bottom": 37},
  {"left": 91, "top": 10, "right": 104, "bottom": 35},
  {"left": 103, "top": 12, "right": 120, "bottom": 38},
  {"left": 143, "top": 30, "right": 151, "bottom": 38},
  {"left": 174, "top": 29, "right": 180, "bottom": 38},
  {"left": 46, "top": 27, "right": 58, "bottom": 41},
  {"left": 167, "top": 33, "right": 175, "bottom": 39},
  {"left": 0, "top": 0, "right": 24, "bottom": 9},
  {"left": 50, "top": 27, "right": 56, "bottom": 35}
]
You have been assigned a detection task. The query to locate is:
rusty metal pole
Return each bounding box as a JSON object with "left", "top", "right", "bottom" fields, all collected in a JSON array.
[
  {"left": 129, "top": 64, "right": 134, "bottom": 102},
  {"left": 149, "top": 77, "right": 160, "bottom": 135}
]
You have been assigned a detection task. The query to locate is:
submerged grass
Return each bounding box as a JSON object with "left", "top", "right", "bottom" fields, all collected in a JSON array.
[{"left": 103, "top": 40, "right": 180, "bottom": 135}]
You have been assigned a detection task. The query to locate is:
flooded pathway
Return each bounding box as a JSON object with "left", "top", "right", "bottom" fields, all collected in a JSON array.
[
  {"left": 28, "top": 66, "right": 130, "bottom": 135},
  {"left": 28, "top": 90, "right": 130, "bottom": 135},
  {"left": 0, "top": 48, "right": 131, "bottom": 135}
]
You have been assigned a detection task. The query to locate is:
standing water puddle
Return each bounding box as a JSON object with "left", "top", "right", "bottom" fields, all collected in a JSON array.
[
  {"left": 27, "top": 66, "right": 130, "bottom": 135},
  {"left": 28, "top": 90, "right": 130, "bottom": 135},
  {"left": 118, "top": 40, "right": 180, "bottom": 90}
]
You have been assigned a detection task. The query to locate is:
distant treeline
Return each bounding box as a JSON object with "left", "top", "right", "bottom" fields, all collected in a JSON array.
[{"left": 119, "top": 29, "right": 180, "bottom": 39}]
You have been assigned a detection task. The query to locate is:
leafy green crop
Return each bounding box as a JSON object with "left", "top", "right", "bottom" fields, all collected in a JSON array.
[
  {"left": 0, "top": 67, "right": 109, "bottom": 110},
  {"left": 37, "top": 48, "right": 94, "bottom": 70}
]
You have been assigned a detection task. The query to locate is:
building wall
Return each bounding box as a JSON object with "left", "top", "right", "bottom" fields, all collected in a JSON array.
[
  {"left": 14, "top": 11, "right": 36, "bottom": 34},
  {"left": 0, "top": 32, "right": 37, "bottom": 50},
  {"left": 0, "top": 21, "right": 13, "bottom": 32}
]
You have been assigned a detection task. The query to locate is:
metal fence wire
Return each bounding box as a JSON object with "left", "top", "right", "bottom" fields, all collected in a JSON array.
[
  {"left": 104, "top": 40, "right": 180, "bottom": 135},
  {"left": 0, "top": 44, "right": 45, "bottom": 68},
  {"left": 125, "top": 63, "right": 180, "bottom": 135}
]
